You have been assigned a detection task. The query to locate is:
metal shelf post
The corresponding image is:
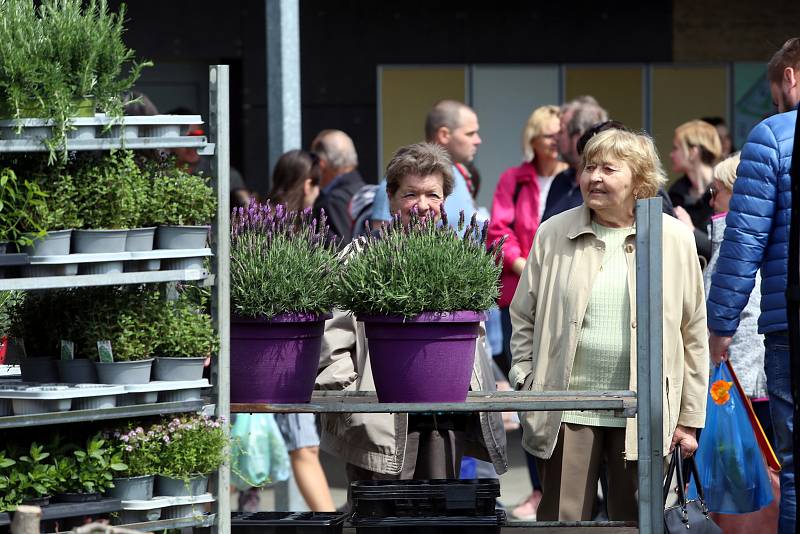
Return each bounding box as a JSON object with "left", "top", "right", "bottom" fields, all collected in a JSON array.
[{"left": 209, "top": 64, "right": 232, "bottom": 534}]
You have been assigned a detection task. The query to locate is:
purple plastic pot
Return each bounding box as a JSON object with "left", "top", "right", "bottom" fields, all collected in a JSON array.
[
  {"left": 231, "top": 312, "right": 331, "bottom": 403},
  {"left": 359, "top": 310, "right": 486, "bottom": 403}
]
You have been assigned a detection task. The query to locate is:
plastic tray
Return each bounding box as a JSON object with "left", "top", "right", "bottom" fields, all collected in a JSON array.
[
  {"left": 115, "top": 493, "right": 213, "bottom": 524},
  {"left": 28, "top": 248, "right": 212, "bottom": 265},
  {"left": 350, "top": 479, "right": 500, "bottom": 519},
  {"left": 121, "top": 493, "right": 214, "bottom": 510},
  {"left": 232, "top": 512, "right": 348, "bottom": 534},
  {"left": 122, "top": 379, "right": 210, "bottom": 393},
  {"left": 0, "top": 383, "right": 124, "bottom": 399},
  {"left": 352, "top": 510, "right": 505, "bottom": 533}
]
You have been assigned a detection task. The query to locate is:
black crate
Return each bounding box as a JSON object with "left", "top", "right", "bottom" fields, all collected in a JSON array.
[
  {"left": 350, "top": 479, "right": 500, "bottom": 519},
  {"left": 352, "top": 510, "right": 506, "bottom": 534},
  {"left": 231, "top": 511, "right": 348, "bottom": 534}
]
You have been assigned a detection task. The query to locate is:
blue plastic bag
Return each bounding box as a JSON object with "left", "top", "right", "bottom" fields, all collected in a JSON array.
[
  {"left": 687, "top": 364, "right": 774, "bottom": 513},
  {"left": 230, "top": 413, "right": 291, "bottom": 491}
]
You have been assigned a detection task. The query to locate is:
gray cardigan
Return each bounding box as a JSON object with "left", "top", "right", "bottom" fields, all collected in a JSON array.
[{"left": 704, "top": 215, "right": 767, "bottom": 398}]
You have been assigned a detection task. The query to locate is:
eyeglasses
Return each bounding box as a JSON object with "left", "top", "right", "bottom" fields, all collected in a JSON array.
[{"left": 709, "top": 186, "right": 718, "bottom": 199}]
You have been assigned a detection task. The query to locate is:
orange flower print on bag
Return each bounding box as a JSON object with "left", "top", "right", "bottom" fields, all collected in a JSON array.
[{"left": 710, "top": 379, "right": 733, "bottom": 405}]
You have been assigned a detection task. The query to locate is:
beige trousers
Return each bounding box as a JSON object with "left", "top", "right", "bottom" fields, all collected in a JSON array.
[{"left": 536, "top": 422, "right": 639, "bottom": 522}]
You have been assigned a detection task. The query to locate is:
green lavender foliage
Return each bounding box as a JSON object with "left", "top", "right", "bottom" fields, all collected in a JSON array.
[
  {"left": 230, "top": 201, "right": 339, "bottom": 319},
  {"left": 336, "top": 210, "right": 504, "bottom": 317}
]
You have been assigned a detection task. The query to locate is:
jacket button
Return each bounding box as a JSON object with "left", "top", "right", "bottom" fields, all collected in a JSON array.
[{"left": 631, "top": 320, "right": 637, "bottom": 328}]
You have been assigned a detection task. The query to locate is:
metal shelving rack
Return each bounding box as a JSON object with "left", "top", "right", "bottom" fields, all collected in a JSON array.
[
  {"left": 0, "top": 65, "right": 231, "bottom": 534},
  {"left": 230, "top": 198, "right": 664, "bottom": 534}
]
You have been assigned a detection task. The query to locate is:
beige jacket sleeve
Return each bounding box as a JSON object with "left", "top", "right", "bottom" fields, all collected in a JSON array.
[
  {"left": 678, "top": 244, "right": 710, "bottom": 429},
  {"left": 508, "top": 232, "right": 542, "bottom": 390},
  {"left": 316, "top": 308, "right": 359, "bottom": 391}
]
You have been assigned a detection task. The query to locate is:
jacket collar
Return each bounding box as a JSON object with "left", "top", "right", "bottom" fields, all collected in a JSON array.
[{"left": 566, "top": 204, "right": 636, "bottom": 240}]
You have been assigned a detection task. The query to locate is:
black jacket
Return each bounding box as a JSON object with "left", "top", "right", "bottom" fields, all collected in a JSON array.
[
  {"left": 313, "top": 170, "right": 366, "bottom": 245},
  {"left": 668, "top": 176, "right": 712, "bottom": 264}
]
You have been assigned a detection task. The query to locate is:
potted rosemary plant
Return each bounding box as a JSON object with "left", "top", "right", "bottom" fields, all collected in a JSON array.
[
  {"left": 152, "top": 295, "right": 218, "bottom": 381},
  {"left": 230, "top": 201, "right": 338, "bottom": 403},
  {"left": 336, "top": 211, "right": 503, "bottom": 402}
]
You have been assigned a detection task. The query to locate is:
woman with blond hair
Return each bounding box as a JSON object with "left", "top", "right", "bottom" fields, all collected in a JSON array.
[
  {"left": 509, "top": 128, "right": 709, "bottom": 521},
  {"left": 668, "top": 119, "right": 723, "bottom": 264}
]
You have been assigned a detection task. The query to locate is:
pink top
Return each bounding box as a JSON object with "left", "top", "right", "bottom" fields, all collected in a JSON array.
[{"left": 487, "top": 161, "right": 541, "bottom": 308}]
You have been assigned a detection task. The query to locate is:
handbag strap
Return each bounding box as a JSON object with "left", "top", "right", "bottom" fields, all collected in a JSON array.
[
  {"left": 685, "top": 453, "right": 710, "bottom": 510},
  {"left": 663, "top": 446, "right": 687, "bottom": 506}
]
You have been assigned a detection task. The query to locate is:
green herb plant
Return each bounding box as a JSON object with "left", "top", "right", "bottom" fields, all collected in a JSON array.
[
  {"left": 145, "top": 157, "right": 216, "bottom": 227},
  {"left": 0, "top": 0, "right": 151, "bottom": 163},
  {"left": 71, "top": 150, "right": 144, "bottom": 230},
  {"left": 0, "top": 291, "right": 22, "bottom": 338},
  {"left": 4, "top": 443, "right": 57, "bottom": 506},
  {"left": 336, "top": 210, "right": 504, "bottom": 317},
  {"left": 155, "top": 414, "right": 228, "bottom": 480},
  {"left": 0, "top": 167, "right": 48, "bottom": 248},
  {"left": 64, "top": 434, "right": 127, "bottom": 494},
  {"left": 0, "top": 451, "right": 17, "bottom": 512},
  {"left": 108, "top": 424, "right": 163, "bottom": 478},
  {"left": 154, "top": 296, "right": 218, "bottom": 359},
  {"left": 230, "top": 201, "right": 339, "bottom": 319}
]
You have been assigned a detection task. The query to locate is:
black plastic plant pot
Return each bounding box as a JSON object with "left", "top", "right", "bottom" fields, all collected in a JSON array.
[
  {"left": 21, "top": 495, "right": 51, "bottom": 507},
  {"left": 52, "top": 492, "right": 103, "bottom": 503},
  {"left": 351, "top": 511, "right": 506, "bottom": 534},
  {"left": 231, "top": 511, "right": 348, "bottom": 534},
  {"left": 350, "top": 479, "right": 501, "bottom": 519}
]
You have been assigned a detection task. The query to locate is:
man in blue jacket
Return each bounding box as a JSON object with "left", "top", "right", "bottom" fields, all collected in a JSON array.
[{"left": 707, "top": 37, "right": 800, "bottom": 533}]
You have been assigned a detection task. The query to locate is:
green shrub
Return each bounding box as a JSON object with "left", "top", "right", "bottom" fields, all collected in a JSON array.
[
  {"left": 336, "top": 211, "right": 504, "bottom": 317},
  {"left": 154, "top": 415, "right": 228, "bottom": 479},
  {"left": 154, "top": 296, "right": 218, "bottom": 358},
  {"left": 145, "top": 157, "right": 216, "bottom": 226},
  {"left": 71, "top": 150, "right": 144, "bottom": 230},
  {"left": 0, "top": 0, "right": 151, "bottom": 163},
  {"left": 230, "top": 201, "right": 339, "bottom": 319},
  {"left": 0, "top": 168, "right": 47, "bottom": 248}
]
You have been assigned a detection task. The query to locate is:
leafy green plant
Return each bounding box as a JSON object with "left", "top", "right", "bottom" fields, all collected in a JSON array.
[
  {"left": 10, "top": 289, "right": 78, "bottom": 358},
  {"left": 0, "top": 168, "right": 47, "bottom": 248},
  {"left": 145, "top": 157, "right": 216, "bottom": 226},
  {"left": 71, "top": 150, "right": 144, "bottom": 229},
  {"left": 0, "top": 0, "right": 151, "bottom": 163},
  {"left": 337, "top": 210, "right": 504, "bottom": 317},
  {"left": 230, "top": 201, "right": 339, "bottom": 319},
  {"left": 107, "top": 424, "right": 163, "bottom": 478},
  {"left": 0, "top": 451, "right": 17, "bottom": 512},
  {"left": 0, "top": 291, "right": 22, "bottom": 338},
  {"left": 5, "top": 443, "right": 58, "bottom": 505},
  {"left": 64, "top": 434, "right": 127, "bottom": 494},
  {"left": 155, "top": 415, "right": 228, "bottom": 479},
  {"left": 154, "top": 297, "right": 218, "bottom": 358}
]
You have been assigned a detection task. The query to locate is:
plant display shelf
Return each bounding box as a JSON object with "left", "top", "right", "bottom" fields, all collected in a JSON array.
[
  {"left": 0, "top": 399, "right": 204, "bottom": 429},
  {"left": 0, "top": 268, "right": 212, "bottom": 290},
  {"left": 231, "top": 390, "right": 638, "bottom": 416},
  {"left": 0, "top": 498, "right": 123, "bottom": 527},
  {"left": 0, "top": 114, "right": 214, "bottom": 154},
  {"left": 115, "top": 513, "right": 217, "bottom": 532}
]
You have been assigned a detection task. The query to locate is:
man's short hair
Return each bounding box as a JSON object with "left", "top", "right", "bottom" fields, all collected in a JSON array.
[
  {"left": 310, "top": 129, "right": 358, "bottom": 172},
  {"left": 385, "top": 142, "right": 454, "bottom": 199},
  {"left": 560, "top": 95, "right": 600, "bottom": 116},
  {"left": 424, "top": 100, "right": 473, "bottom": 141},
  {"left": 768, "top": 37, "right": 800, "bottom": 84},
  {"left": 567, "top": 104, "right": 609, "bottom": 137}
]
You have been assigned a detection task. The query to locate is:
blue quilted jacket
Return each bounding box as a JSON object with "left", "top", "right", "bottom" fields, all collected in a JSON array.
[{"left": 707, "top": 110, "right": 796, "bottom": 336}]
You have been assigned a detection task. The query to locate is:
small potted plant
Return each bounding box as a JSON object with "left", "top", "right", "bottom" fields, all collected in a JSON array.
[
  {"left": 0, "top": 0, "right": 151, "bottom": 163},
  {"left": 147, "top": 157, "right": 217, "bottom": 255},
  {"left": 106, "top": 425, "right": 162, "bottom": 501},
  {"left": 336, "top": 211, "right": 503, "bottom": 402},
  {"left": 74, "top": 286, "right": 160, "bottom": 384},
  {"left": 230, "top": 202, "right": 338, "bottom": 403},
  {"left": 154, "top": 414, "right": 228, "bottom": 497},
  {"left": 0, "top": 167, "right": 47, "bottom": 258},
  {"left": 4, "top": 443, "right": 58, "bottom": 508},
  {"left": 10, "top": 290, "right": 68, "bottom": 382},
  {"left": 51, "top": 434, "right": 127, "bottom": 503},
  {"left": 152, "top": 296, "right": 218, "bottom": 382},
  {"left": 70, "top": 151, "right": 143, "bottom": 274}
]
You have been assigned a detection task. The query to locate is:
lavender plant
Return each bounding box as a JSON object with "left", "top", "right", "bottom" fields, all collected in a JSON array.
[
  {"left": 230, "top": 201, "right": 339, "bottom": 319},
  {"left": 337, "top": 210, "right": 504, "bottom": 317}
]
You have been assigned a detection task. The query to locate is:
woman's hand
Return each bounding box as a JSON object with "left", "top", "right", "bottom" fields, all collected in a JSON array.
[
  {"left": 673, "top": 206, "right": 695, "bottom": 230},
  {"left": 670, "top": 425, "right": 698, "bottom": 458}
]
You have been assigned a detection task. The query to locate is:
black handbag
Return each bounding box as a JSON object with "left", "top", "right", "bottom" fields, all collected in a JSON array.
[{"left": 663, "top": 446, "right": 721, "bottom": 533}]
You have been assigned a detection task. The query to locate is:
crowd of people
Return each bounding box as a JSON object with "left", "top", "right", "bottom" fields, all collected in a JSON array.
[{"left": 223, "top": 37, "right": 800, "bottom": 533}]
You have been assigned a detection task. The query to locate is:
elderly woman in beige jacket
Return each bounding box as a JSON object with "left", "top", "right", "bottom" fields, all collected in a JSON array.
[
  {"left": 509, "top": 128, "right": 709, "bottom": 522},
  {"left": 315, "top": 142, "right": 507, "bottom": 483}
]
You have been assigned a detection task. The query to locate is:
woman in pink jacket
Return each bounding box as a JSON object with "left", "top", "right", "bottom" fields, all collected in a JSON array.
[{"left": 487, "top": 104, "right": 567, "bottom": 520}]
